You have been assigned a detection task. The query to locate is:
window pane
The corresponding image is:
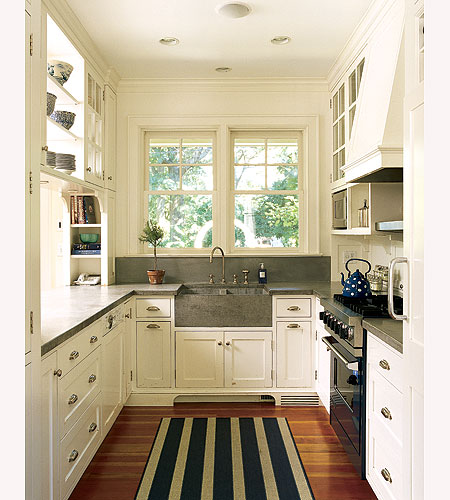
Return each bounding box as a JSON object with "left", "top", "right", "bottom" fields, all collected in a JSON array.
[
  {"left": 150, "top": 140, "right": 179, "bottom": 164},
  {"left": 182, "top": 139, "right": 213, "bottom": 164},
  {"left": 267, "top": 140, "right": 298, "bottom": 164},
  {"left": 267, "top": 165, "right": 298, "bottom": 190},
  {"left": 234, "top": 139, "right": 265, "bottom": 164},
  {"left": 234, "top": 194, "right": 299, "bottom": 248},
  {"left": 182, "top": 165, "right": 213, "bottom": 190},
  {"left": 338, "top": 84, "right": 345, "bottom": 116},
  {"left": 333, "top": 123, "right": 338, "bottom": 151},
  {"left": 148, "top": 194, "right": 212, "bottom": 248},
  {"left": 332, "top": 92, "right": 339, "bottom": 122},
  {"left": 149, "top": 166, "right": 180, "bottom": 190},
  {"left": 235, "top": 165, "right": 265, "bottom": 190},
  {"left": 349, "top": 106, "right": 356, "bottom": 136},
  {"left": 338, "top": 118, "right": 345, "bottom": 148}
]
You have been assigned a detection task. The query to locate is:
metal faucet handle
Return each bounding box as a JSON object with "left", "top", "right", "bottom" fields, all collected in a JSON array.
[
  {"left": 242, "top": 269, "right": 249, "bottom": 285},
  {"left": 233, "top": 274, "right": 238, "bottom": 284},
  {"left": 209, "top": 273, "right": 215, "bottom": 284}
]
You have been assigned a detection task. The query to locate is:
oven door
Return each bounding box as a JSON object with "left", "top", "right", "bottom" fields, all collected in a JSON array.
[{"left": 323, "top": 336, "right": 363, "bottom": 455}]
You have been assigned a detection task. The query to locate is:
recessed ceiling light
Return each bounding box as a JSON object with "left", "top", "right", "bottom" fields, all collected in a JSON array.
[
  {"left": 215, "top": 67, "right": 232, "bottom": 73},
  {"left": 216, "top": 2, "right": 252, "bottom": 19},
  {"left": 159, "top": 37, "right": 179, "bottom": 46},
  {"left": 271, "top": 36, "right": 291, "bottom": 45}
]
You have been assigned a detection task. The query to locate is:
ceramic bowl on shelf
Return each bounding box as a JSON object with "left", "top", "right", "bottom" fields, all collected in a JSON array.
[
  {"left": 47, "top": 60, "right": 74, "bottom": 86},
  {"left": 46, "top": 93, "right": 57, "bottom": 116},
  {"left": 50, "top": 110, "right": 76, "bottom": 130},
  {"left": 80, "top": 233, "right": 99, "bottom": 243}
]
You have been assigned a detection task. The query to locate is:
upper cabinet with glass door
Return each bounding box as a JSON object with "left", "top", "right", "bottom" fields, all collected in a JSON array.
[
  {"left": 331, "top": 56, "right": 365, "bottom": 187},
  {"left": 85, "top": 67, "right": 104, "bottom": 187}
]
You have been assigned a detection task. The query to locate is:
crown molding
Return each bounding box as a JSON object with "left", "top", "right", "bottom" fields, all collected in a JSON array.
[
  {"left": 104, "top": 67, "right": 121, "bottom": 92},
  {"left": 327, "top": 0, "right": 402, "bottom": 91},
  {"left": 117, "top": 77, "right": 329, "bottom": 94}
]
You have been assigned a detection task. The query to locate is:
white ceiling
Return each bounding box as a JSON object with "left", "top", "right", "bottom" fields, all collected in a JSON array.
[{"left": 67, "top": 0, "right": 373, "bottom": 79}]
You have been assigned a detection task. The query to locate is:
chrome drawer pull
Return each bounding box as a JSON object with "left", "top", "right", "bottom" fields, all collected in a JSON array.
[
  {"left": 381, "top": 407, "right": 392, "bottom": 420},
  {"left": 381, "top": 468, "right": 392, "bottom": 483},
  {"left": 54, "top": 369, "right": 62, "bottom": 377},
  {"left": 88, "top": 374, "right": 97, "bottom": 384},
  {"left": 146, "top": 306, "right": 160, "bottom": 311},
  {"left": 90, "top": 335, "right": 98, "bottom": 344},
  {"left": 146, "top": 324, "right": 161, "bottom": 329},
  {"left": 68, "top": 394, "right": 78, "bottom": 405},
  {"left": 287, "top": 323, "right": 301, "bottom": 329},
  {"left": 68, "top": 450, "right": 79, "bottom": 463},
  {"left": 379, "top": 359, "right": 390, "bottom": 371},
  {"left": 88, "top": 423, "right": 97, "bottom": 433},
  {"left": 287, "top": 305, "right": 300, "bottom": 311},
  {"left": 69, "top": 350, "right": 80, "bottom": 360}
]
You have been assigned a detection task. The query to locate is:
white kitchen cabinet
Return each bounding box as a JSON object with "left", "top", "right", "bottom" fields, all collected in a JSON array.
[
  {"left": 316, "top": 326, "right": 330, "bottom": 413},
  {"left": 137, "top": 321, "right": 171, "bottom": 388},
  {"left": 276, "top": 321, "right": 313, "bottom": 388},
  {"left": 175, "top": 331, "right": 223, "bottom": 388},
  {"left": 123, "top": 300, "right": 133, "bottom": 401},
  {"left": 102, "top": 321, "right": 124, "bottom": 435},
  {"left": 104, "top": 84, "right": 117, "bottom": 191},
  {"left": 41, "top": 352, "right": 59, "bottom": 500},
  {"left": 224, "top": 331, "right": 272, "bottom": 388},
  {"left": 25, "top": 361, "right": 32, "bottom": 500}
]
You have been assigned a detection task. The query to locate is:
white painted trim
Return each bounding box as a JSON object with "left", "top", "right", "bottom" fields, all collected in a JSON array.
[
  {"left": 126, "top": 115, "right": 320, "bottom": 256},
  {"left": 118, "top": 78, "right": 329, "bottom": 94}
]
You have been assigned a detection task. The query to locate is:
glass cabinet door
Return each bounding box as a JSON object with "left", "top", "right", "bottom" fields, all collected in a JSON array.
[{"left": 86, "top": 69, "right": 104, "bottom": 186}]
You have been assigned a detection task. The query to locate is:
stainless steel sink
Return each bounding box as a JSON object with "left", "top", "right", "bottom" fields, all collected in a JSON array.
[
  {"left": 178, "top": 284, "right": 268, "bottom": 296},
  {"left": 175, "top": 283, "right": 271, "bottom": 327}
]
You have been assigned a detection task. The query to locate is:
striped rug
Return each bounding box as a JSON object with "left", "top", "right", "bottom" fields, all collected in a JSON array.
[{"left": 135, "top": 417, "right": 315, "bottom": 500}]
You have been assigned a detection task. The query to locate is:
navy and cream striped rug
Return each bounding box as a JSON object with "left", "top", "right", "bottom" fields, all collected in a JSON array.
[{"left": 135, "top": 417, "right": 315, "bottom": 500}]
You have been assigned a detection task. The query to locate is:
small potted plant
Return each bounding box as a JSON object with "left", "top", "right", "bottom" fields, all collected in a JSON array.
[{"left": 139, "top": 220, "right": 165, "bottom": 284}]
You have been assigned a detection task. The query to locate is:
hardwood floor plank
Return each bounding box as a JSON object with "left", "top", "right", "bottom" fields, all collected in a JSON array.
[{"left": 69, "top": 403, "right": 376, "bottom": 500}]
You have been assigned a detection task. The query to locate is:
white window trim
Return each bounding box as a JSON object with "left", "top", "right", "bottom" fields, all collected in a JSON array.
[{"left": 126, "top": 115, "right": 320, "bottom": 256}]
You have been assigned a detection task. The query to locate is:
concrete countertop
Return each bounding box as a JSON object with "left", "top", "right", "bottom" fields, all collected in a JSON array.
[
  {"left": 363, "top": 318, "right": 403, "bottom": 353},
  {"left": 41, "top": 280, "right": 401, "bottom": 356}
]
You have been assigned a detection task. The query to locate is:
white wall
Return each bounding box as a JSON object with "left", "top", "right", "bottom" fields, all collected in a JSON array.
[{"left": 115, "top": 81, "right": 331, "bottom": 257}]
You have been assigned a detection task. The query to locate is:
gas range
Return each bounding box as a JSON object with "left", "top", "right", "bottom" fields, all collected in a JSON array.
[{"left": 320, "top": 294, "right": 403, "bottom": 357}]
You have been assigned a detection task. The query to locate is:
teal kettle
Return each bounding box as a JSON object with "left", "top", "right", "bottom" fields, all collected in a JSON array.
[{"left": 341, "top": 258, "right": 372, "bottom": 298}]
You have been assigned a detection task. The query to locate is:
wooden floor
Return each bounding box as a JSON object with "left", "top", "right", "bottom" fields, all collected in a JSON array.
[{"left": 69, "top": 403, "right": 377, "bottom": 500}]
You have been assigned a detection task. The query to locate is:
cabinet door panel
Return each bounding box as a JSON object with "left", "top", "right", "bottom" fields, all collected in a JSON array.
[
  {"left": 317, "top": 327, "right": 331, "bottom": 413},
  {"left": 276, "top": 321, "right": 312, "bottom": 388},
  {"left": 176, "top": 332, "right": 223, "bottom": 388},
  {"left": 102, "top": 323, "right": 124, "bottom": 434},
  {"left": 224, "top": 332, "right": 272, "bottom": 388},
  {"left": 137, "top": 322, "right": 171, "bottom": 388}
]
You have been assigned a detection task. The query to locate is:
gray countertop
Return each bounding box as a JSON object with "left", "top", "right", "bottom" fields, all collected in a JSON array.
[
  {"left": 41, "top": 280, "right": 401, "bottom": 356},
  {"left": 363, "top": 318, "right": 403, "bottom": 353}
]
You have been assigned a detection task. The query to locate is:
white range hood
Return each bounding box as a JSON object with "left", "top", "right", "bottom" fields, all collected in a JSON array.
[{"left": 342, "top": 1, "right": 405, "bottom": 183}]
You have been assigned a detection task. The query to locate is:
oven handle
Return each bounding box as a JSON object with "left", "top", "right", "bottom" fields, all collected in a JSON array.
[{"left": 321, "top": 336, "right": 359, "bottom": 370}]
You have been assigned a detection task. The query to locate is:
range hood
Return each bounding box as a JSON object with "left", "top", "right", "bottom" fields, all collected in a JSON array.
[
  {"left": 342, "top": 1, "right": 405, "bottom": 183},
  {"left": 375, "top": 220, "right": 403, "bottom": 232}
]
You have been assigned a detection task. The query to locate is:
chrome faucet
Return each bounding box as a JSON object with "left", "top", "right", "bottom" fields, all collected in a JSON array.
[{"left": 210, "top": 246, "right": 226, "bottom": 283}]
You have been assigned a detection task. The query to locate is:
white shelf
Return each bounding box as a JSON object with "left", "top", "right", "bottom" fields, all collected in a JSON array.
[
  {"left": 71, "top": 255, "right": 101, "bottom": 259},
  {"left": 47, "top": 75, "right": 81, "bottom": 106},
  {"left": 331, "top": 228, "right": 371, "bottom": 236},
  {"left": 47, "top": 117, "right": 81, "bottom": 141},
  {"left": 40, "top": 165, "right": 97, "bottom": 193},
  {"left": 71, "top": 224, "right": 101, "bottom": 228}
]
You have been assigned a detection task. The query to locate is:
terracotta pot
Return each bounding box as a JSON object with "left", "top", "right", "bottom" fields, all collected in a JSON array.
[{"left": 147, "top": 270, "right": 165, "bottom": 285}]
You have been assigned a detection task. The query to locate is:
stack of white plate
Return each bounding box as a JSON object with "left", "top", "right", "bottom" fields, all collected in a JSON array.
[
  {"left": 55, "top": 153, "right": 76, "bottom": 174},
  {"left": 46, "top": 151, "right": 56, "bottom": 167}
]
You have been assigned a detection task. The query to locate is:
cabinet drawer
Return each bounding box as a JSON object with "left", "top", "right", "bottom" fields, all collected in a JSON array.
[
  {"left": 58, "top": 321, "right": 102, "bottom": 376},
  {"left": 368, "top": 333, "right": 403, "bottom": 392},
  {"left": 275, "top": 297, "right": 311, "bottom": 318},
  {"left": 136, "top": 297, "right": 171, "bottom": 318},
  {"left": 59, "top": 350, "right": 101, "bottom": 438},
  {"left": 60, "top": 395, "right": 102, "bottom": 500},
  {"left": 367, "top": 417, "right": 402, "bottom": 500},
  {"left": 369, "top": 369, "right": 403, "bottom": 444}
]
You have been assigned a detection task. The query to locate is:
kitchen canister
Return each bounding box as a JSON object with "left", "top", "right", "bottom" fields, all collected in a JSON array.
[{"left": 358, "top": 199, "right": 369, "bottom": 227}]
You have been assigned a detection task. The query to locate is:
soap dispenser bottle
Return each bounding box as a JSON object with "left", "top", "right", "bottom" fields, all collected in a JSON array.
[{"left": 258, "top": 263, "right": 268, "bottom": 284}]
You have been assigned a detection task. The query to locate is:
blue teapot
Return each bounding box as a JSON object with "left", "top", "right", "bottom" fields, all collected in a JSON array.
[{"left": 341, "top": 258, "right": 372, "bottom": 298}]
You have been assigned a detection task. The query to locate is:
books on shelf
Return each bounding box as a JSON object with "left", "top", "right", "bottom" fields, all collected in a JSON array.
[
  {"left": 72, "top": 243, "right": 101, "bottom": 255},
  {"left": 70, "top": 195, "right": 98, "bottom": 224}
]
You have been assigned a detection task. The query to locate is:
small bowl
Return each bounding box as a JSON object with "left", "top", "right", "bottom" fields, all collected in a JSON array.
[
  {"left": 80, "top": 233, "right": 99, "bottom": 243},
  {"left": 50, "top": 110, "right": 76, "bottom": 130},
  {"left": 48, "top": 60, "right": 74, "bottom": 85},
  {"left": 46, "top": 93, "right": 57, "bottom": 116}
]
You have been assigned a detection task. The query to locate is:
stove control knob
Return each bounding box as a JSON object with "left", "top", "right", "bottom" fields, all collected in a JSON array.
[
  {"left": 340, "top": 326, "right": 348, "bottom": 339},
  {"left": 335, "top": 321, "right": 342, "bottom": 336},
  {"left": 322, "top": 312, "right": 328, "bottom": 325},
  {"left": 319, "top": 311, "right": 324, "bottom": 321}
]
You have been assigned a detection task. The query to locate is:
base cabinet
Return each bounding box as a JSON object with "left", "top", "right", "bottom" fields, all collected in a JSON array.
[
  {"left": 102, "top": 322, "right": 124, "bottom": 435},
  {"left": 276, "top": 321, "right": 312, "bottom": 388},
  {"left": 316, "top": 326, "right": 330, "bottom": 412},
  {"left": 175, "top": 330, "right": 273, "bottom": 388},
  {"left": 136, "top": 321, "right": 171, "bottom": 388}
]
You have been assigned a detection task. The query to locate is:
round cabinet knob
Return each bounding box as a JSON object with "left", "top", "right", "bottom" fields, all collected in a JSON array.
[
  {"left": 218, "top": 341, "right": 223, "bottom": 346},
  {"left": 108, "top": 176, "right": 113, "bottom": 180},
  {"left": 381, "top": 407, "right": 392, "bottom": 420},
  {"left": 125, "top": 313, "right": 130, "bottom": 318},
  {"left": 68, "top": 450, "right": 79, "bottom": 463},
  {"left": 68, "top": 394, "right": 78, "bottom": 405},
  {"left": 88, "top": 374, "right": 97, "bottom": 384},
  {"left": 88, "top": 423, "right": 98, "bottom": 433},
  {"left": 42, "top": 145, "right": 48, "bottom": 151},
  {"left": 379, "top": 359, "right": 390, "bottom": 371},
  {"left": 90, "top": 335, "right": 98, "bottom": 344},
  {"left": 86, "top": 167, "right": 92, "bottom": 172},
  {"left": 69, "top": 350, "right": 79, "bottom": 360},
  {"left": 54, "top": 369, "right": 62, "bottom": 377},
  {"left": 225, "top": 341, "right": 231, "bottom": 346},
  {"left": 381, "top": 468, "right": 392, "bottom": 483}
]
